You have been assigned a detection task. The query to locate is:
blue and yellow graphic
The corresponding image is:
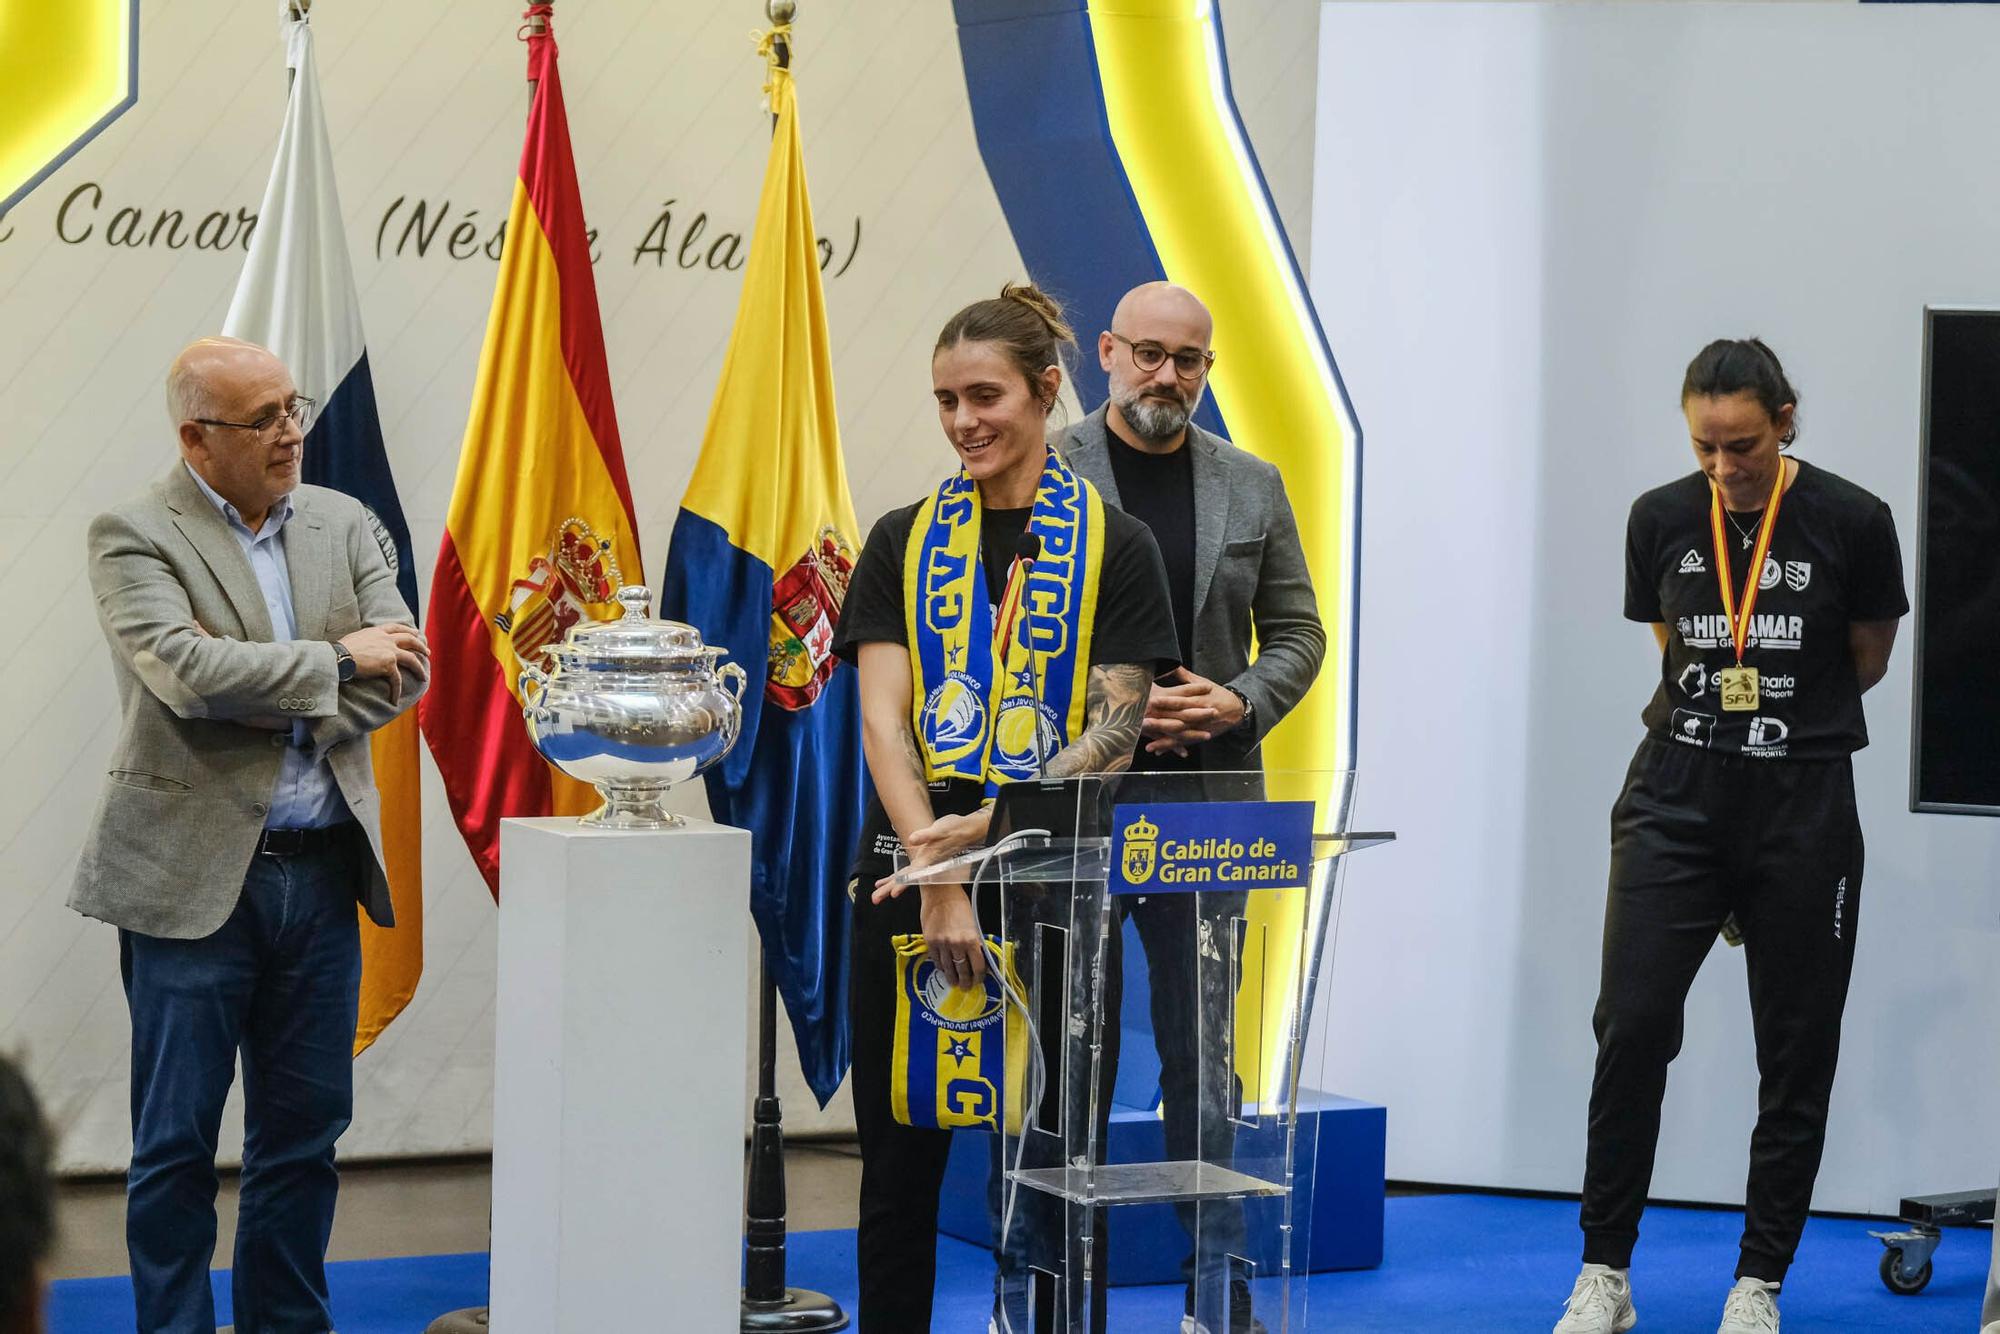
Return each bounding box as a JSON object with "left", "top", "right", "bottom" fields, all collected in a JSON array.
[
  {"left": 0, "top": 0, "right": 139, "bottom": 220},
  {"left": 889, "top": 934, "right": 1028, "bottom": 1134},
  {"left": 953, "top": 0, "right": 1361, "bottom": 1104}
]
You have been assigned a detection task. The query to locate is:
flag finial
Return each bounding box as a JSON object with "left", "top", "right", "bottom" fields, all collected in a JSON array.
[{"left": 766, "top": 0, "right": 796, "bottom": 23}]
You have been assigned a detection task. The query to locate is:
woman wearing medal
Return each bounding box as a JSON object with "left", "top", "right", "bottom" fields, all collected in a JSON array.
[
  {"left": 832, "top": 283, "right": 1178, "bottom": 1332},
  {"left": 1554, "top": 339, "right": 1909, "bottom": 1334}
]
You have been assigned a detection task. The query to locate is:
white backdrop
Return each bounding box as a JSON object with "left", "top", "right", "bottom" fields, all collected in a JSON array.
[
  {"left": 0, "top": 0, "right": 1324, "bottom": 1172},
  {"left": 1315, "top": 1, "right": 2000, "bottom": 1214}
]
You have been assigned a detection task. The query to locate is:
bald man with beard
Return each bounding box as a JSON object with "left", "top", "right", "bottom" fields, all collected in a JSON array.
[{"left": 72, "top": 337, "right": 429, "bottom": 1334}]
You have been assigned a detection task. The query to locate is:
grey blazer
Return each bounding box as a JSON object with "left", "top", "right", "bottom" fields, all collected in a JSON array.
[
  {"left": 1059, "top": 405, "right": 1326, "bottom": 768},
  {"left": 70, "top": 465, "right": 426, "bottom": 939}
]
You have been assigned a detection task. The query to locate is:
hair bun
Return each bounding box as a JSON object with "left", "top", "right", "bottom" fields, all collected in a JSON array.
[{"left": 999, "top": 282, "right": 1075, "bottom": 348}]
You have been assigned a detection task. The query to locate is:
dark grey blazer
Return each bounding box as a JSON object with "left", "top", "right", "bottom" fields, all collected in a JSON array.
[
  {"left": 1058, "top": 405, "right": 1325, "bottom": 769},
  {"left": 70, "top": 465, "right": 425, "bottom": 939}
]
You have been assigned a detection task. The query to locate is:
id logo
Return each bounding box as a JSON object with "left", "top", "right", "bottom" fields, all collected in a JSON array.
[
  {"left": 1670, "top": 708, "right": 1714, "bottom": 749},
  {"left": 1744, "top": 715, "right": 1790, "bottom": 756}
]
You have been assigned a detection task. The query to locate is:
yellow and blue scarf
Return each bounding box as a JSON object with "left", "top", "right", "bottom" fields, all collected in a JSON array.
[
  {"left": 888, "top": 934, "right": 1028, "bottom": 1134},
  {"left": 903, "top": 448, "right": 1106, "bottom": 796}
]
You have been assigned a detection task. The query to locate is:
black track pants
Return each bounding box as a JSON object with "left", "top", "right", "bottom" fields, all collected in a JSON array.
[{"left": 1579, "top": 736, "right": 1863, "bottom": 1284}]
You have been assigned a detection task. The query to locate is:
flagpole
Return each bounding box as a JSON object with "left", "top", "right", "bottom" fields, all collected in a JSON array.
[
  {"left": 424, "top": 3, "right": 548, "bottom": 1324},
  {"left": 740, "top": 9, "right": 846, "bottom": 1327}
]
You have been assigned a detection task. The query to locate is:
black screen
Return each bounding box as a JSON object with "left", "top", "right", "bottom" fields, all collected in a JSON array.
[{"left": 1912, "top": 308, "right": 2000, "bottom": 813}]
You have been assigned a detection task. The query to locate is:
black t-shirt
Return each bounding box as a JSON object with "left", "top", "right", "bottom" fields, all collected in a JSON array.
[
  {"left": 1105, "top": 425, "right": 1199, "bottom": 776},
  {"left": 1624, "top": 458, "right": 1908, "bottom": 760},
  {"left": 834, "top": 494, "right": 1180, "bottom": 867}
]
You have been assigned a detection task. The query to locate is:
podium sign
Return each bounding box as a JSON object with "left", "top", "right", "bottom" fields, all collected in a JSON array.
[{"left": 1111, "top": 800, "right": 1314, "bottom": 894}]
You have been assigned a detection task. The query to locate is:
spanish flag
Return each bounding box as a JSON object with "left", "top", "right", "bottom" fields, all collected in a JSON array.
[
  {"left": 421, "top": 5, "right": 641, "bottom": 892},
  {"left": 659, "top": 32, "right": 863, "bottom": 1106},
  {"left": 223, "top": 6, "right": 420, "bottom": 1054}
]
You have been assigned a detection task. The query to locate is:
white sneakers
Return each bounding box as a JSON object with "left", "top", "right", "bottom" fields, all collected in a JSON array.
[
  {"left": 1554, "top": 1268, "right": 1782, "bottom": 1334},
  {"left": 1716, "top": 1277, "right": 1781, "bottom": 1333},
  {"left": 1554, "top": 1264, "right": 1637, "bottom": 1334}
]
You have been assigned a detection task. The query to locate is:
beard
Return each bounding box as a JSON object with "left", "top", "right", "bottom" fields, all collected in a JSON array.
[{"left": 1114, "top": 386, "right": 1191, "bottom": 442}]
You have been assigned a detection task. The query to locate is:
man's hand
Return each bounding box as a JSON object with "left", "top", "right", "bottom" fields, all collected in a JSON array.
[
  {"left": 339, "top": 622, "right": 431, "bottom": 704},
  {"left": 1141, "top": 667, "right": 1246, "bottom": 756}
]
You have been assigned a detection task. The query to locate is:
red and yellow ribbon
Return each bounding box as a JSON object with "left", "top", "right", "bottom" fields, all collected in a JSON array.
[{"left": 1708, "top": 461, "right": 1789, "bottom": 666}]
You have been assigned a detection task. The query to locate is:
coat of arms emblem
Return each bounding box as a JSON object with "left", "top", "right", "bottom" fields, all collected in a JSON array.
[
  {"left": 495, "top": 517, "right": 625, "bottom": 665},
  {"left": 1120, "top": 813, "right": 1160, "bottom": 886},
  {"left": 767, "top": 525, "right": 856, "bottom": 711}
]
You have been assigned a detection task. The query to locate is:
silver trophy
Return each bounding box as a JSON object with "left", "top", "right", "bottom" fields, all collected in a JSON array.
[{"left": 519, "top": 585, "right": 749, "bottom": 829}]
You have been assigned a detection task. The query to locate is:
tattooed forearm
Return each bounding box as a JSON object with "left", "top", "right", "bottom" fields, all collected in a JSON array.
[
  {"left": 897, "top": 720, "right": 926, "bottom": 781},
  {"left": 1043, "top": 662, "right": 1150, "bottom": 778}
]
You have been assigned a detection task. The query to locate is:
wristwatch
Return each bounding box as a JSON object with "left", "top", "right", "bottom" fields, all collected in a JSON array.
[
  {"left": 1224, "top": 685, "right": 1255, "bottom": 731},
  {"left": 333, "top": 643, "right": 358, "bottom": 684}
]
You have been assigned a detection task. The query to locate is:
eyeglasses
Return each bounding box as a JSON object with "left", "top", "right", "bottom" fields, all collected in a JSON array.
[
  {"left": 1109, "top": 332, "right": 1215, "bottom": 381},
  {"left": 194, "top": 396, "right": 316, "bottom": 437}
]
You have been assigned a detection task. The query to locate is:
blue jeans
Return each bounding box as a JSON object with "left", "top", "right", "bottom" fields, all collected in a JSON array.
[{"left": 121, "top": 832, "right": 363, "bottom": 1334}]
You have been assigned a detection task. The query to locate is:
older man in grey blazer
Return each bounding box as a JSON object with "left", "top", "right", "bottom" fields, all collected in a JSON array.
[
  {"left": 1018, "top": 282, "right": 1322, "bottom": 1334},
  {"left": 73, "top": 337, "right": 428, "bottom": 1334}
]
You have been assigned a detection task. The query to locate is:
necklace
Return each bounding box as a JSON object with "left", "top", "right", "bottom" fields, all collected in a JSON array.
[{"left": 1723, "top": 508, "right": 1761, "bottom": 550}]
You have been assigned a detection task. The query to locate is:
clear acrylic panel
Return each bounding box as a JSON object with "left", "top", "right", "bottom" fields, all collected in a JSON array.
[{"left": 883, "top": 768, "right": 1382, "bottom": 1332}]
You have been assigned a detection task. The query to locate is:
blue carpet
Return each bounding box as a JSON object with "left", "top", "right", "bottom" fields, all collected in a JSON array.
[{"left": 49, "top": 1195, "right": 1987, "bottom": 1331}]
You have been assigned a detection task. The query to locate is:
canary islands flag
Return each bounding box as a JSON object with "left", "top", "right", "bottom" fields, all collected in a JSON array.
[
  {"left": 421, "top": 5, "right": 642, "bottom": 891},
  {"left": 223, "top": 5, "right": 420, "bottom": 1055},
  {"left": 660, "top": 41, "right": 863, "bottom": 1106}
]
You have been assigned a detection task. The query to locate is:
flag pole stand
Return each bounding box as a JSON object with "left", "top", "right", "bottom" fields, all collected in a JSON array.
[
  {"left": 742, "top": 961, "right": 848, "bottom": 1331},
  {"left": 740, "top": 2, "right": 845, "bottom": 1328}
]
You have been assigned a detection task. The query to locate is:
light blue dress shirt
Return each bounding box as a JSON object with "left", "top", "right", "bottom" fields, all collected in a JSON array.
[{"left": 185, "top": 464, "right": 349, "bottom": 830}]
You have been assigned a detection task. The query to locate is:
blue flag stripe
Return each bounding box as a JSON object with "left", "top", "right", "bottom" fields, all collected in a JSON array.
[{"left": 302, "top": 351, "right": 418, "bottom": 617}]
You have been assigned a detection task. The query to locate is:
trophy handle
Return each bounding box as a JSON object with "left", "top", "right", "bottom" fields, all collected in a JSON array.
[
  {"left": 719, "top": 660, "right": 748, "bottom": 703},
  {"left": 518, "top": 658, "right": 552, "bottom": 714},
  {"left": 717, "top": 661, "right": 749, "bottom": 747}
]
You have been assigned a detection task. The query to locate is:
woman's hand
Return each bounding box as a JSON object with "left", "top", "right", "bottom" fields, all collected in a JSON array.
[
  {"left": 905, "top": 808, "right": 992, "bottom": 863},
  {"left": 872, "top": 807, "right": 994, "bottom": 903},
  {"left": 919, "top": 884, "right": 986, "bottom": 990}
]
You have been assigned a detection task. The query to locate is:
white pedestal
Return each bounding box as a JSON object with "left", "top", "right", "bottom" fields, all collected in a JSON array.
[{"left": 490, "top": 816, "right": 751, "bottom": 1333}]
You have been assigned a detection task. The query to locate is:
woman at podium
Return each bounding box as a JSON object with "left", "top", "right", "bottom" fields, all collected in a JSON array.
[
  {"left": 1554, "top": 339, "right": 1908, "bottom": 1334},
  {"left": 831, "top": 283, "right": 1178, "bottom": 1331}
]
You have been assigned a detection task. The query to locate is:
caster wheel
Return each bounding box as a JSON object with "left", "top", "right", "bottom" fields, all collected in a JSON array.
[{"left": 1879, "top": 1247, "right": 1933, "bottom": 1295}]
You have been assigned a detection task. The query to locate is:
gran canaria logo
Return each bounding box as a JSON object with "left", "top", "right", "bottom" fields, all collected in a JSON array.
[{"left": 1121, "top": 813, "right": 1159, "bottom": 885}]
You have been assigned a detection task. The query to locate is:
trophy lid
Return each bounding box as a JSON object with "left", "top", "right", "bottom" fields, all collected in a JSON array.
[{"left": 551, "top": 586, "right": 717, "bottom": 668}]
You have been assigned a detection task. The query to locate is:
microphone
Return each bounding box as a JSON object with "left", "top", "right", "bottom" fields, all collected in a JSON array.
[{"left": 1011, "top": 533, "right": 1047, "bottom": 776}]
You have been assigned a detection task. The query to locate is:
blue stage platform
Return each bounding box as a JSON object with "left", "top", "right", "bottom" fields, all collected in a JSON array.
[{"left": 49, "top": 1193, "right": 1988, "bottom": 1332}]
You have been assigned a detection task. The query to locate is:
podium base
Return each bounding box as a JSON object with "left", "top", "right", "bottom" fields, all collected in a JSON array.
[
  {"left": 423, "top": 1308, "right": 488, "bottom": 1333},
  {"left": 742, "top": 1287, "right": 850, "bottom": 1331}
]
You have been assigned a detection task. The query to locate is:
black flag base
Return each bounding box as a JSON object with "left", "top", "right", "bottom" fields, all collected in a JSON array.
[
  {"left": 743, "top": 1286, "right": 849, "bottom": 1331},
  {"left": 742, "top": 965, "right": 850, "bottom": 1331},
  {"left": 422, "top": 1309, "right": 487, "bottom": 1332}
]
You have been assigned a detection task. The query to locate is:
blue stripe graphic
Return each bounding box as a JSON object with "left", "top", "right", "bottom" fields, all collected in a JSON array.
[{"left": 951, "top": 0, "right": 1226, "bottom": 437}]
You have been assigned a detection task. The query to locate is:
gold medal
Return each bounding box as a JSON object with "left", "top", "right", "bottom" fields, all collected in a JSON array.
[{"left": 1716, "top": 665, "right": 1759, "bottom": 712}]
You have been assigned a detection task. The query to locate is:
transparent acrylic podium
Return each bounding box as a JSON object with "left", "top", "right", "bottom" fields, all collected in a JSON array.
[{"left": 890, "top": 769, "right": 1390, "bottom": 1333}]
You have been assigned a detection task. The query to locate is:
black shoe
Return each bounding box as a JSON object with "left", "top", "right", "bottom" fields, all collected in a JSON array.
[{"left": 1180, "top": 1278, "right": 1269, "bottom": 1334}]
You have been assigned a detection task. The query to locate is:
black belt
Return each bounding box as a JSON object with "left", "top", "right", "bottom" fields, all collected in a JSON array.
[{"left": 256, "top": 821, "right": 357, "bottom": 858}]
